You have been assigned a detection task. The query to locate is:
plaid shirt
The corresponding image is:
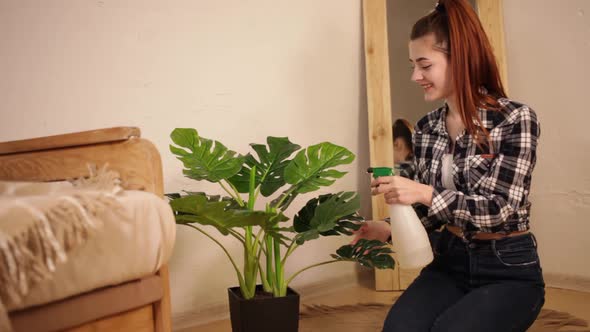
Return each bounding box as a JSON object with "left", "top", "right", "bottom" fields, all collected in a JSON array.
[
  {"left": 411, "top": 98, "right": 541, "bottom": 239},
  {"left": 396, "top": 161, "right": 416, "bottom": 180}
]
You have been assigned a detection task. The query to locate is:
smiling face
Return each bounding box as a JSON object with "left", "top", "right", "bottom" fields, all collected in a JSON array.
[{"left": 408, "top": 33, "right": 454, "bottom": 102}]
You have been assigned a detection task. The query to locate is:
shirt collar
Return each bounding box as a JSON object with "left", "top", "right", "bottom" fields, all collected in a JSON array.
[
  {"left": 432, "top": 103, "right": 449, "bottom": 136},
  {"left": 433, "top": 98, "right": 496, "bottom": 136}
]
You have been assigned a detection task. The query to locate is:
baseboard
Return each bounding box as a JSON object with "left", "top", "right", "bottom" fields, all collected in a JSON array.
[
  {"left": 544, "top": 272, "right": 590, "bottom": 293},
  {"left": 172, "top": 274, "right": 360, "bottom": 330}
]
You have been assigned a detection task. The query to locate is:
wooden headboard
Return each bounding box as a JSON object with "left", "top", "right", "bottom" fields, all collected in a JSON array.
[{"left": 0, "top": 127, "right": 164, "bottom": 197}]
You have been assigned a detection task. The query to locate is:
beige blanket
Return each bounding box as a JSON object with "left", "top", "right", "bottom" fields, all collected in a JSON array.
[{"left": 0, "top": 167, "right": 125, "bottom": 332}]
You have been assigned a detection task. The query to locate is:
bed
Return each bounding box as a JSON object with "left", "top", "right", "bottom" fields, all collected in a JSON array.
[{"left": 0, "top": 127, "right": 174, "bottom": 332}]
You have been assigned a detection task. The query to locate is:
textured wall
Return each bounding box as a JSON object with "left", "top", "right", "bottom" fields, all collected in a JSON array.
[
  {"left": 0, "top": 0, "right": 371, "bottom": 328},
  {"left": 503, "top": 0, "right": 590, "bottom": 284}
]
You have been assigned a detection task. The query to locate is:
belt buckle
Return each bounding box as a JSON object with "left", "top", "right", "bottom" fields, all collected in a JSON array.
[
  {"left": 446, "top": 225, "right": 468, "bottom": 242},
  {"left": 456, "top": 229, "right": 469, "bottom": 243}
]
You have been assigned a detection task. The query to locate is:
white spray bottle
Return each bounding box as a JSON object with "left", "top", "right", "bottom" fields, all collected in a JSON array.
[{"left": 368, "top": 167, "right": 433, "bottom": 269}]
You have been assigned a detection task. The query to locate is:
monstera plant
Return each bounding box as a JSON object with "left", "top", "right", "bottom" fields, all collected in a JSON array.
[{"left": 167, "top": 128, "right": 394, "bottom": 331}]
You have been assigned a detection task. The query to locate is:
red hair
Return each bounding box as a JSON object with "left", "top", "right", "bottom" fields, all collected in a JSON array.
[{"left": 411, "top": 0, "right": 507, "bottom": 145}]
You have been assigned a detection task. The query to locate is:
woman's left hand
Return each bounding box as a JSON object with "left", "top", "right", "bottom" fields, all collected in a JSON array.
[{"left": 370, "top": 175, "right": 433, "bottom": 206}]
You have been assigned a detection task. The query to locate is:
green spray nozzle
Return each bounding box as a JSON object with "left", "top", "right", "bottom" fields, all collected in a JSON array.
[{"left": 367, "top": 167, "right": 394, "bottom": 179}]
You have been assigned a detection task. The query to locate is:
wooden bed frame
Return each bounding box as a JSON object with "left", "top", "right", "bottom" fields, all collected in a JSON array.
[{"left": 0, "top": 127, "right": 172, "bottom": 332}]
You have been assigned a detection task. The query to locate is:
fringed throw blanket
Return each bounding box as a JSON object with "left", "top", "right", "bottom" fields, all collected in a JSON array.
[{"left": 0, "top": 166, "right": 125, "bottom": 332}]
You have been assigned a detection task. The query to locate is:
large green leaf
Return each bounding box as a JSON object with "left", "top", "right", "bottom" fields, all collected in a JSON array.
[
  {"left": 169, "top": 194, "right": 272, "bottom": 235},
  {"left": 175, "top": 191, "right": 243, "bottom": 209},
  {"left": 293, "top": 192, "right": 362, "bottom": 245},
  {"left": 332, "top": 239, "right": 395, "bottom": 269},
  {"left": 284, "top": 142, "right": 355, "bottom": 194},
  {"left": 227, "top": 137, "right": 300, "bottom": 196},
  {"left": 225, "top": 153, "right": 257, "bottom": 193},
  {"left": 170, "top": 128, "right": 245, "bottom": 183}
]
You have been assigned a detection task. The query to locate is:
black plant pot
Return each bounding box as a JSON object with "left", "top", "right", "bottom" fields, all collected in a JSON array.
[{"left": 228, "top": 285, "right": 300, "bottom": 332}]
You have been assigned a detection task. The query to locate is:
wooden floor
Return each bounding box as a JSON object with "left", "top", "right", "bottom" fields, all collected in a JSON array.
[{"left": 178, "top": 284, "right": 590, "bottom": 332}]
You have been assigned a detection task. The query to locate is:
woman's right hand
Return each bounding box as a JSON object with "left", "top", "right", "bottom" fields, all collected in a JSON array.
[{"left": 351, "top": 219, "right": 391, "bottom": 245}]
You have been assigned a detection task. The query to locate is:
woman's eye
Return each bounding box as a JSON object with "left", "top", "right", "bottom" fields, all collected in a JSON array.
[{"left": 411, "top": 65, "right": 432, "bottom": 70}]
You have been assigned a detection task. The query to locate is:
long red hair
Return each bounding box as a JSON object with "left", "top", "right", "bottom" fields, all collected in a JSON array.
[{"left": 411, "top": 0, "right": 507, "bottom": 145}]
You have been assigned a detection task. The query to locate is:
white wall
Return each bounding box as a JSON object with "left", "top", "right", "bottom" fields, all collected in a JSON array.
[
  {"left": 503, "top": 0, "right": 590, "bottom": 285},
  {"left": 0, "top": 0, "right": 371, "bottom": 328}
]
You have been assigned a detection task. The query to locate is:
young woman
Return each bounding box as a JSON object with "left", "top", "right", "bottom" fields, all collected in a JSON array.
[{"left": 358, "top": 0, "right": 544, "bottom": 331}]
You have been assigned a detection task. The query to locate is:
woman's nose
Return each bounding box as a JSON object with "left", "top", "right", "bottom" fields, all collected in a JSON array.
[{"left": 411, "top": 68, "right": 423, "bottom": 82}]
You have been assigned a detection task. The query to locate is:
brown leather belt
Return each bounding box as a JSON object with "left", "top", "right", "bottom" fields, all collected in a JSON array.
[{"left": 445, "top": 225, "right": 529, "bottom": 241}]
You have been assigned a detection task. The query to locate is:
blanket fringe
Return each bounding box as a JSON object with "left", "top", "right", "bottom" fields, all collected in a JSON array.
[
  {"left": 0, "top": 164, "right": 126, "bottom": 332},
  {"left": 70, "top": 164, "right": 124, "bottom": 194}
]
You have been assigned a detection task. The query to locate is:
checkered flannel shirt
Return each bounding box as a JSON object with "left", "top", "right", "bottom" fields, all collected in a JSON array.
[
  {"left": 411, "top": 98, "right": 541, "bottom": 239},
  {"left": 396, "top": 162, "right": 416, "bottom": 180}
]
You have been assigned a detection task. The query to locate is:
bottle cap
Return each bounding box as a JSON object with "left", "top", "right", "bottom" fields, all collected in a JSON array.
[{"left": 367, "top": 167, "right": 394, "bottom": 179}]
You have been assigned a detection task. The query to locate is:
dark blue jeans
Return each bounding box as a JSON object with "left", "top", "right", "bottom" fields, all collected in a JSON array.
[{"left": 383, "top": 228, "right": 545, "bottom": 332}]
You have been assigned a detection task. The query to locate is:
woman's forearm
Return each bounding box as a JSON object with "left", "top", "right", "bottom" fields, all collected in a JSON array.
[{"left": 420, "top": 184, "right": 433, "bottom": 207}]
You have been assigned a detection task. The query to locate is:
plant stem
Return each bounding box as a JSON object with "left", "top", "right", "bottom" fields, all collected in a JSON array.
[
  {"left": 243, "top": 158, "right": 257, "bottom": 297},
  {"left": 265, "top": 236, "right": 275, "bottom": 291},
  {"left": 285, "top": 260, "right": 338, "bottom": 286},
  {"left": 253, "top": 186, "right": 261, "bottom": 208},
  {"left": 225, "top": 180, "right": 245, "bottom": 206},
  {"left": 255, "top": 232, "right": 271, "bottom": 293},
  {"left": 219, "top": 181, "right": 243, "bottom": 207},
  {"left": 244, "top": 226, "right": 255, "bottom": 291},
  {"left": 273, "top": 187, "right": 297, "bottom": 211},
  {"left": 245, "top": 226, "right": 253, "bottom": 251},
  {"left": 252, "top": 228, "right": 264, "bottom": 255},
  {"left": 228, "top": 229, "right": 246, "bottom": 244},
  {"left": 243, "top": 238, "right": 258, "bottom": 298},
  {"left": 256, "top": 237, "right": 265, "bottom": 262},
  {"left": 248, "top": 165, "right": 257, "bottom": 210},
  {"left": 258, "top": 260, "right": 271, "bottom": 292},
  {"left": 183, "top": 224, "right": 245, "bottom": 286},
  {"left": 281, "top": 239, "right": 299, "bottom": 265},
  {"left": 254, "top": 163, "right": 274, "bottom": 205},
  {"left": 273, "top": 239, "right": 283, "bottom": 296}
]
